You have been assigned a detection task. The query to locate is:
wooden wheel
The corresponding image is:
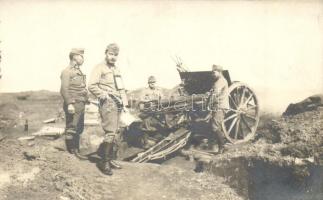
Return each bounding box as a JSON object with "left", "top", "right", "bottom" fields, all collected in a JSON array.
[{"left": 222, "top": 82, "right": 260, "bottom": 144}]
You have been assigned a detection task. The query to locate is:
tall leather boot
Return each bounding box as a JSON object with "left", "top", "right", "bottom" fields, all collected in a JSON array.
[
  {"left": 110, "top": 147, "right": 122, "bottom": 169},
  {"left": 215, "top": 130, "right": 226, "bottom": 154},
  {"left": 99, "top": 142, "right": 113, "bottom": 175},
  {"left": 65, "top": 134, "right": 74, "bottom": 154},
  {"left": 72, "top": 134, "right": 87, "bottom": 160}
]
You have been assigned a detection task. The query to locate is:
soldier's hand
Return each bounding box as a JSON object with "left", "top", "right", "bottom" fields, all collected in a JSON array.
[
  {"left": 123, "top": 107, "right": 129, "bottom": 113},
  {"left": 67, "top": 104, "right": 75, "bottom": 114}
]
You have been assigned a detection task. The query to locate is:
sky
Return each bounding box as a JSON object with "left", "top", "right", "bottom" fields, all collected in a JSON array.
[{"left": 0, "top": 0, "right": 322, "bottom": 113}]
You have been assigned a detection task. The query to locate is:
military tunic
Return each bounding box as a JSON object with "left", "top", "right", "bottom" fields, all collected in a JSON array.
[
  {"left": 140, "top": 87, "right": 163, "bottom": 102},
  {"left": 210, "top": 74, "right": 229, "bottom": 148},
  {"left": 210, "top": 75, "right": 229, "bottom": 121},
  {"left": 88, "top": 61, "right": 125, "bottom": 139},
  {"left": 60, "top": 65, "right": 88, "bottom": 135}
]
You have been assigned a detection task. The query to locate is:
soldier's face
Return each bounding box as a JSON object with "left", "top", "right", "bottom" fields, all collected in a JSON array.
[
  {"left": 149, "top": 82, "right": 156, "bottom": 89},
  {"left": 213, "top": 70, "right": 221, "bottom": 79},
  {"left": 74, "top": 55, "right": 84, "bottom": 66},
  {"left": 106, "top": 51, "right": 118, "bottom": 65}
]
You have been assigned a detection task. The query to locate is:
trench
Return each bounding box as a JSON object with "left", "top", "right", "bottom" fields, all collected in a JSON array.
[{"left": 197, "top": 156, "right": 323, "bottom": 200}]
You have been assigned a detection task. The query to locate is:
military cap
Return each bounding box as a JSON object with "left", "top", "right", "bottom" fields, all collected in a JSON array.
[
  {"left": 212, "top": 65, "right": 223, "bottom": 72},
  {"left": 105, "top": 43, "right": 119, "bottom": 54},
  {"left": 148, "top": 76, "right": 156, "bottom": 83},
  {"left": 70, "top": 48, "right": 84, "bottom": 55}
]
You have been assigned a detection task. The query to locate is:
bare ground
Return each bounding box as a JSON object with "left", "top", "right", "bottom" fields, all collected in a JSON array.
[{"left": 0, "top": 91, "right": 322, "bottom": 200}]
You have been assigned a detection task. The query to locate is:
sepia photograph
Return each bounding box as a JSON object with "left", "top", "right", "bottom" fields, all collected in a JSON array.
[{"left": 0, "top": 0, "right": 322, "bottom": 199}]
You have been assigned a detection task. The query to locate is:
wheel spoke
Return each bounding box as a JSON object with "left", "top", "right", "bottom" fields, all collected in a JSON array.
[
  {"left": 241, "top": 115, "right": 252, "bottom": 132},
  {"left": 234, "top": 118, "right": 240, "bottom": 139},
  {"left": 243, "top": 93, "right": 254, "bottom": 107},
  {"left": 244, "top": 113, "right": 257, "bottom": 121},
  {"left": 233, "top": 88, "right": 240, "bottom": 106},
  {"left": 224, "top": 108, "right": 239, "bottom": 113},
  {"left": 228, "top": 117, "right": 238, "bottom": 134},
  {"left": 240, "top": 122, "right": 245, "bottom": 138},
  {"left": 246, "top": 104, "right": 257, "bottom": 110},
  {"left": 224, "top": 113, "right": 238, "bottom": 122},
  {"left": 240, "top": 87, "right": 246, "bottom": 106},
  {"left": 229, "top": 95, "right": 238, "bottom": 109}
]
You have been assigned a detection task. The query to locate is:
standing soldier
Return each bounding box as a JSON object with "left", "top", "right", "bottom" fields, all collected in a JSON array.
[
  {"left": 88, "top": 43, "right": 126, "bottom": 175},
  {"left": 209, "top": 65, "right": 229, "bottom": 154},
  {"left": 60, "top": 48, "right": 88, "bottom": 159}
]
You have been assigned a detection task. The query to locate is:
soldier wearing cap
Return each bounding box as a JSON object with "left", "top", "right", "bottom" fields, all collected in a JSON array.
[
  {"left": 140, "top": 76, "right": 163, "bottom": 102},
  {"left": 88, "top": 43, "right": 126, "bottom": 175},
  {"left": 209, "top": 65, "right": 229, "bottom": 153},
  {"left": 60, "top": 48, "right": 88, "bottom": 159},
  {"left": 139, "top": 76, "right": 164, "bottom": 148}
]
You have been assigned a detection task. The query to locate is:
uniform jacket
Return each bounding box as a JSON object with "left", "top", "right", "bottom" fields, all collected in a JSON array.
[
  {"left": 88, "top": 61, "right": 123, "bottom": 100},
  {"left": 140, "top": 87, "right": 163, "bottom": 102},
  {"left": 211, "top": 74, "right": 229, "bottom": 110},
  {"left": 60, "top": 65, "right": 88, "bottom": 105}
]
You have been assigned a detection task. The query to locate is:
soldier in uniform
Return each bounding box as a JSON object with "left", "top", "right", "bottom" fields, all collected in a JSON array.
[
  {"left": 139, "top": 76, "right": 164, "bottom": 148},
  {"left": 209, "top": 65, "right": 229, "bottom": 154},
  {"left": 60, "top": 48, "right": 88, "bottom": 159},
  {"left": 88, "top": 43, "right": 126, "bottom": 175},
  {"left": 140, "top": 76, "right": 163, "bottom": 102}
]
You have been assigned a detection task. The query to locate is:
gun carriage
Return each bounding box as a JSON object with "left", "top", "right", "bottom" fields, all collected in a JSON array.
[{"left": 128, "top": 68, "right": 260, "bottom": 163}]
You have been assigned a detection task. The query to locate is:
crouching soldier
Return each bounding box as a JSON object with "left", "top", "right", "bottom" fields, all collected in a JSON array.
[
  {"left": 209, "top": 65, "right": 229, "bottom": 154},
  {"left": 88, "top": 43, "right": 126, "bottom": 175},
  {"left": 60, "top": 48, "right": 88, "bottom": 159},
  {"left": 139, "top": 76, "right": 163, "bottom": 148}
]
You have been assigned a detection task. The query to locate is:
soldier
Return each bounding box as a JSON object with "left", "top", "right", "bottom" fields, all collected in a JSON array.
[
  {"left": 139, "top": 76, "right": 164, "bottom": 149},
  {"left": 60, "top": 48, "right": 88, "bottom": 159},
  {"left": 209, "top": 65, "right": 229, "bottom": 154},
  {"left": 140, "top": 76, "right": 163, "bottom": 102},
  {"left": 88, "top": 43, "right": 126, "bottom": 175}
]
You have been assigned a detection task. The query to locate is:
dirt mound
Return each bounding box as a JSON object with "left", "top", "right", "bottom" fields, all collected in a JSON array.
[
  {"left": 0, "top": 103, "right": 20, "bottom": 131},
  {"left": 264, "top": 110, "right": 322, "bottom": 161},
  {"left": 0, "top": 138, "right": 243, "bottom": 200},
  {"left": 283, "top": 94, "right": 323, "bottom": 116},
  {"left": 193, "top": 103, "right": 323, "bottom": 199}
]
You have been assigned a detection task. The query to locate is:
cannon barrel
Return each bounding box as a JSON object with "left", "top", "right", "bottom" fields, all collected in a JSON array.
[{"left": 140, "top": 94, "right": 208, "bottom": 114}]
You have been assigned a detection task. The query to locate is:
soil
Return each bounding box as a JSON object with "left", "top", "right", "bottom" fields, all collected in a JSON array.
[{"left": 0, "top": 91, "right": 322, "bottom": 200}]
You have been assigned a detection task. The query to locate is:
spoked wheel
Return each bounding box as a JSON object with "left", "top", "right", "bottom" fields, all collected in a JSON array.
[{"left": 222, "top": 82, "right": 260, "bottom": 144}]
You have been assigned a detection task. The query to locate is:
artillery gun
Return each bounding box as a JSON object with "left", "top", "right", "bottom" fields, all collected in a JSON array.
[{"left": 128, "top": 64, "right": 260, "bottom": 163}]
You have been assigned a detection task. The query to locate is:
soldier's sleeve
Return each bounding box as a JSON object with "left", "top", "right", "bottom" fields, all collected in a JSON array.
[
  {"left": 88, "top": 65, "right": 106, "bottom": 99},
  {"left": 60, "top": 69, "right": 74, "bottom": 104}
]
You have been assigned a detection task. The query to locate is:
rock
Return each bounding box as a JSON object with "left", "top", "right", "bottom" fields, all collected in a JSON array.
[
  {"left": 0, "top": 102, "right": 19, "bottom": 130},
  {"left": 32, "top": 126, "right": 64, "bottom": 136},
  {"left": 18, "top": 136, "right": 36, "bottom": 141},
  {"left": 23, "top": 150, "right": 40, "bottom": 161},
  {"left": 281, "top": 144, "right": 314, "bottom": 158},
  {"left": 43, "top": 118, "right": 57, "bottom": 124},
  {"left": 59, "top": 196, "right": 70, "bottom": 200}
]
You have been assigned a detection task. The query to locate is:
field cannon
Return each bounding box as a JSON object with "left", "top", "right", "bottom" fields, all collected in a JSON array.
[{"left": 126, "top": 67, "right": 260, "bottom": 163}]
